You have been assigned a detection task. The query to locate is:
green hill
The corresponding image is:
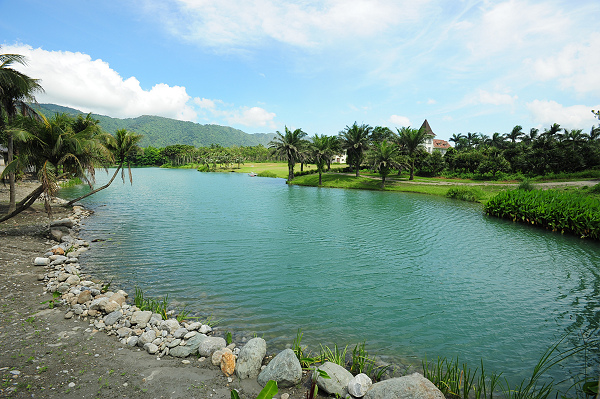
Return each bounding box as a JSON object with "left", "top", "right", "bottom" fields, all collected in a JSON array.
[{"left": 33, "top": 103, "right": 276, "bottom": 148}]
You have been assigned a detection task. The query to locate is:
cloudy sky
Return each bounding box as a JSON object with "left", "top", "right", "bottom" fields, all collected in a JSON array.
[{"left": 1, "top": 0, "right": 599, "bottom": 141}]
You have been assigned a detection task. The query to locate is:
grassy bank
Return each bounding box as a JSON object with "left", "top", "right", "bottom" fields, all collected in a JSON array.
[{"left": 291, "top": 173, "right": 509, "bottom": 203}]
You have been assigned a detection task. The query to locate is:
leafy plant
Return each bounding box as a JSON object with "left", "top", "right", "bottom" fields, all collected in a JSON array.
[
  {"left": 305, "top": 367, "right": 330, "bottom": 399},
  {"left": 231, "top": 380, "right": 278, "bottom": 399},
  {"left": 292, "top": 329, "right": 319, "bottom": 367},
  {"left": 226, "top": 331, "right": 233, "bottom": 346},
  {"left": 484, "top": 188, "right": 600, "bottom": 239},
  {"left": 41, "top": 291, "right": 61, "bottom": 309}
]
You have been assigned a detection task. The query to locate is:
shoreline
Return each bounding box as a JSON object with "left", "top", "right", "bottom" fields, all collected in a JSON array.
[{"left": 0, "top": 185, "right": 417, "bottom": 399}]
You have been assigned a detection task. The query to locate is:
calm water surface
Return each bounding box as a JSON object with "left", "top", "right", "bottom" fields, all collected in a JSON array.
[{"left": 62, "top": 168, "right": 600, "bottom": 384}]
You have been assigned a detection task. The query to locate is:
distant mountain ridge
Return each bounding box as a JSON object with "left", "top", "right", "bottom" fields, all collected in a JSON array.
[{"left": 34, "top": 103, "right": 276, "bottom": 148}]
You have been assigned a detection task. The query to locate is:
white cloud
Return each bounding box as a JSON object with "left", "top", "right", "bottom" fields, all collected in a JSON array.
[
  {"left": 194, "top": 97, "right": 218, "bottom": 109},
  {"left": 389, "top": 115, "right": 411, "bottom": 127},
  {"left": 526, "top": 100, "right": 600, "bottom": 129},
  {"left": 472, "top": 89, "right": 517, "bottom": 106},
  {"left": 462, "top": 0, "right": 570, "bottom": 59},
  {"left": 427, "top": 99, "right": 436, "bottom": 105},
  {"left": 527, "top": 32, "right": 600, "bottom": 94},
  {"left": 225, "top": 107, "right": 276, "bottom": 129},
  {"left": 147, "top": 0, "right": 428, "bottom": 49},
  {"left": 3, "top": 44, "right": 197, "bottom": 121}
]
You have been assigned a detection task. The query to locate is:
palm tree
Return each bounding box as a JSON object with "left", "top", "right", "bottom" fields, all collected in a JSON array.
[
  {"left": 396, "top": 126, "right": 427, "bottom": 180},
  {"left": 0, "top": 50, "right": 43, "bottom": 213},
  {"left": 339, "top": 122, "right": 372, "bottom": 176},
  {"left": 0, "top": 113, "right": 110, "bottom": 223},
  {"left": 506, "top": 125, "right": 523, "bottom": 144},
  {"left": 325, "top": 135, "right": 341, "bottom": 171},
  {"left": 66, "top": 128, "right": 143, "bottom": 205},
  {"left": 489, "top": 132, "right": 506, "bottom": 149},
  {"left": 367, "top": 140, "right": 401, "bottom": 188},
  {"left": 310, "top": 134, "right": 333, "bottom": 186},
  {"left": 269, "top": 126, "right": 307, "bottom": 182},
  {"left": 449, "top": 133, "right": 463, "bottom": 147}
]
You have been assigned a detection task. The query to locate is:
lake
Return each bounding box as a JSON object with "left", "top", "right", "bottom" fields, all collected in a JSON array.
[{"left": 61, "top": 168, "right": 600, "bottom": 386}]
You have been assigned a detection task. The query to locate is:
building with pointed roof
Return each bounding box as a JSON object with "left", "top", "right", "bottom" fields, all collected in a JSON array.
[{"left": 419, "top": 120, "right": 451, "bottom": 155}]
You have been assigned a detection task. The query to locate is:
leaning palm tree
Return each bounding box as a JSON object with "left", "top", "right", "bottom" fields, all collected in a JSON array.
[
  {"left": 269, "top": 126, "right": 307, "bottom": 182},
  {"left": 339, "top": 122, "right": 372, "bottom": 176},
  {"left": 66, "top": 128, "right": 143, "bottom": 205},
  {"left": 396, "top": 126, "right": 428, "bottom": 180},
  {"left": 0, "top": 50, "right": 44, "bottom": 213},
  {"left": 367, "top": 140, "right": 401, "bottom": 188},
  {"left": 0, "top": 113, "right": 110, "bottom": 223}
]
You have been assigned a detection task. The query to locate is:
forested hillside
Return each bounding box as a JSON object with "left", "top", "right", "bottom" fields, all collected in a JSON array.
[{"left": 34, "top": 104, "right": 276, "bottom": 148}]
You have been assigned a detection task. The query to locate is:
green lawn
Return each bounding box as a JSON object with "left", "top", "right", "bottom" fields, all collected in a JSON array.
[{"left": 291, "top": 173, "right": 510, "bottom": 203}]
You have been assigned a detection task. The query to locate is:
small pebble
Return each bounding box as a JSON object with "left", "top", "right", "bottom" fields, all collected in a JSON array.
[
  {"left": 9, "top": 370, "right": 20, "bottom": 376},
  {"left": 68, "top": 382, "right": 75, "bottom": 388},
  {"left": 182, "top": 360, "right": 191, "bottom": 364},
  {"left": 281, "top": 394, "right": 290, "bottom": 399}
]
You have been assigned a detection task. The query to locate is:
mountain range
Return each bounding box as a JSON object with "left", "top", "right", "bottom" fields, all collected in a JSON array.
[{"left": 34, "top": 104, "right": 276, "bottom": 148}]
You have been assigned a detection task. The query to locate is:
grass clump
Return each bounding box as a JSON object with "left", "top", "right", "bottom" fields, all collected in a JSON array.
[
  {"left": 446, "top": 187, "right": 485, "bottom": 202},
  {"left": 517, "top": 179, "right": 535, "bottom": 191}
]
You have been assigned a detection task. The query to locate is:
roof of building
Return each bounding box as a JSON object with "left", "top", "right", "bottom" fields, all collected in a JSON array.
[
  {"left": 433, "top": 139, "right": 451, "bottom": 149},
  {"left": 420, "top": 119, "right": 435, "bottom": 137}
]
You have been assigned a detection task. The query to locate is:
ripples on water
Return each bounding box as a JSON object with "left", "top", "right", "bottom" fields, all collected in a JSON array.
[{"left": 62, "top": 168, "right": 600, "bottom": 385}]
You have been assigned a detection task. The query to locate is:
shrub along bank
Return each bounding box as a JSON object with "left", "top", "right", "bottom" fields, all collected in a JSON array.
[{"left": 484, "top": 186, "right": 600, "bottom": 239}]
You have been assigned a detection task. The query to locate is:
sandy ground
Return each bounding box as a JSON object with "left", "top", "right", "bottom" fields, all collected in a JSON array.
[{"left": 0, "top": 180, "right": 309, "bottom": 399}]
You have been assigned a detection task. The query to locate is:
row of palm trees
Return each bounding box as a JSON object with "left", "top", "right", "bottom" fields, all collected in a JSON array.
[
  {"left": 449, "top": 123, "right": 600, "bottom": 151},
  {"left": 1, "top": 48, "right": 142, "bottom": 222},
  {"left": 268, "top": 123, "right": 431, "bottom": 187}
]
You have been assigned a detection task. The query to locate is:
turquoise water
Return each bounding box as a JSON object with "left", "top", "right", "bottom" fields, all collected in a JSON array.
[{"left": 62, "top": 168, "right": 600, "bottom": 384}]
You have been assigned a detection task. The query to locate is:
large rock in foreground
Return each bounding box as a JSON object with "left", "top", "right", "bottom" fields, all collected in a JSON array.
[
  {"left": 364, "top": 373, "right": 444, "bottom": 399},
  {"left": 257, "top": 349, "right": 302, "bottom": 388},
  {"left": 317, "top": 361, "right": 353, "bottom": 396},
  {"left": 236, "top": 337, "right": 267, "bottom": 380}
]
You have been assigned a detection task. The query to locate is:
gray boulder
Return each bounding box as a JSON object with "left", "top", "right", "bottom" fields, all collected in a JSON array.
[
  {"left": 104, "top": 310, "right": 123, "bottom": 326},
  {"left": 316, "top": 362, "right": 353, "bottom": 396},
  {"left": 130, "top": 311, "right": 152, "bottom": 328},
  {"left": 257, "top": 348, "right": 302, "bottom": 388},
  {"left": 364, "top": 373, "right": 444, "bottom": 399},
  {"left": 51, "top": 218, "right": 74, "bottom": 228},
  {"left": 198, "top": 336, "right": 226, "bottom": 357},
  {"left": 348, "top": 373, "right": 373, "bottom": 398},
  {"left": 236, "top": 337, "right": 267, "bottom": 380},
  {"left": 138, "top": 330, "right": 157, "bottom": 347},
  {"left": 169, "top": 333, "right": 208, "bottom": 358}
]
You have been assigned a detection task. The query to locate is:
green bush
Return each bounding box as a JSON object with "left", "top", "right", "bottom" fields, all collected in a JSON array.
[
  {"left": 446, "top": 187, "right": 485, "bottom": 202},
  {"left": 484, "top": 188, "right": 600, "bottom": 239},
  {"left": 257, "top": 170, "right": 277, "bottom": 178}
]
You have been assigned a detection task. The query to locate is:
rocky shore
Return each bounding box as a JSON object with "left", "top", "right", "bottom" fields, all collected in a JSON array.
[{"left": 1, "top": 184, "right": 445, "bottom": 399}]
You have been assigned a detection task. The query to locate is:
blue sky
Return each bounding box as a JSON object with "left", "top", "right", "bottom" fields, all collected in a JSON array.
[{"left": 1, "top": 0, "right": 599, "bottom": 141}]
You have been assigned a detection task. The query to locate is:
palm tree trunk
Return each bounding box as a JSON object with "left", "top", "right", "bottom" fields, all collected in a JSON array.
[
  {"left": 355, "top": 161, "right": 360, "bottom": 177},
  {"left": 410, "top": 159, "right": 415, "bottom": 180},
  {"left": 8, "top": 136, "right": 15, "bottom": 213},
  {"left": 318, "top": 172, "right": 322, "bottom": 186},
  {"left": 381, "top": 175, "right": 386, "bottom": 188},
  {"left": 66, "top": 164, "right": 122, "bottom": 206},
  {"left": 0, "top": 183, "right": 45, "bottom": 223}
]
